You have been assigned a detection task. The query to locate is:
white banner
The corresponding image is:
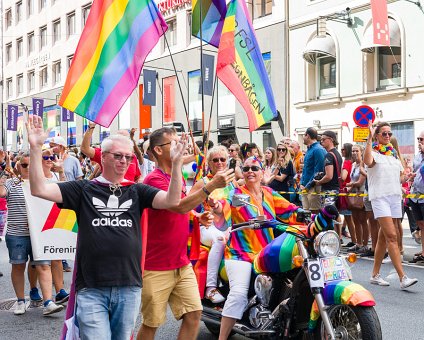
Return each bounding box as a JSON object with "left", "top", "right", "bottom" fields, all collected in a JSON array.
[{"left": 22, "top": 182, "right": 78, "bottom": 260}]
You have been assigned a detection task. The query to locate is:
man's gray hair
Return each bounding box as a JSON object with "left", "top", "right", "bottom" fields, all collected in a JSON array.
[
  {"left": 207, "top": 145, "right": 228, "bottom": 162},
  {"left": 101, "top": 135, "right": 132, "bottom": 152}
]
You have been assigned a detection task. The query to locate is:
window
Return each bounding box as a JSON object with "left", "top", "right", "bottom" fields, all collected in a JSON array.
[
  {"left": 16, "top": 1, "right": 23, "bottom": 23},
  {"left": 39, "top": 0, "right": 47, "bottom": 11},
  {"left": 6, "top": 78, "right": 13, "bottom": 98},
  {"left": 67, "top": 12, "right": 76, "bottom": 38},
  {"left": 317, "top": 56, "right": 336, "bottom": 96},
  {"left": 27, "top": 0, "right": 34, "bottom": 17},
  {"left": 16, "top": 37, "right": 23, "bottom": 59},
  {"left": 164, "top": 18, "right": 177, "bottom": 49},
  {"left": 40, "top": 25, "right": 47, "bottom": 49},
  {"left": 6, "top": 43, "right": 12, "bottom": 63},
  {"left": 67, "top": 55, "right": 74, "bottom": 70},
  {"left": 252, "top": 0, "right": 272, "bottom": 19},
  {"left": 391, "top": 122, "right": 414, "bottom": 160},
  {"left": 53, "top": 60, "right": 61, "bottom": 84},
  {"left": 40, "top": 66, "right": 48, "bottom": 88},
  {"left": 17, "top": 74, "right": 24, "bottom": 95},
  {"left": 53, "top": 19, "right": 61, "bottom": 44},
  {"left": 28, "top": 70, "right": 35, "bottom": 91},
  {"left": 5, "top": 8, "right": 12, "bottom": 29},
  {"left": 27, "top": 32, "right": 35, "bottom": 55},
  {"left": 377, "top": 48, "right": 401, "bottom": 89},
  {"left": 82, "top": 4, "right": 91, "bottom": 27},
  {"left": 188, "top": 70, "right": 202, "bottom": 131}
]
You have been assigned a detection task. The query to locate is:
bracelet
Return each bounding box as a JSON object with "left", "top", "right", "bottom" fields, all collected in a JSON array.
[{"left": 202, "top": 186, "right": 211, "bottom": 196}]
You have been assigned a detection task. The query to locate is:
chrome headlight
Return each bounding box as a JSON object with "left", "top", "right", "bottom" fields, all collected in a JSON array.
[{"left": 314, "top": 231, "right": 340, "bottom": 257}]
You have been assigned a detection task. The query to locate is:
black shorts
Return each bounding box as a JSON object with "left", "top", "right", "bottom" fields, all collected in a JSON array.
[{"left": 409, "top": 200, "right": 424, "bottom": 222}]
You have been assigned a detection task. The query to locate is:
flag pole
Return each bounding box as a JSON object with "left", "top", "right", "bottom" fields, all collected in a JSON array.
[
  {"left": 199, "top": 0, "right": 205, "bottom": 136},
  {"left": 204, "top": 73, "right": 218, "bottom": 152}
]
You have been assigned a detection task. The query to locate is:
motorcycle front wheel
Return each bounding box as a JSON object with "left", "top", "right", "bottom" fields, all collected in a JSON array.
[{"left": 314, "top": 305, "right": 382, "bottom": 340}]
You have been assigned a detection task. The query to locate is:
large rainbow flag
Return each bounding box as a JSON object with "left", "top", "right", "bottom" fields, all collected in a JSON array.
[
  {"left": 216, "top": 0, "right": 277, "bottom": 132},
  {"left": 191, "top": 0, "right": 227, "bottom": 47},
  {"left": 59, "top": 0, "right": 168, "bottom": 127}
]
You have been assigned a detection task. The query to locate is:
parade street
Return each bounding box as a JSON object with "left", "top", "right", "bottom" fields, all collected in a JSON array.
[{"left": 0, "top": 224, "right": 422, "bottom": 340}]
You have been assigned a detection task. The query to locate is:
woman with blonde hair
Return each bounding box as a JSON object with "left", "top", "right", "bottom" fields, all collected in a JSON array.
[{"left": 268, "top": 143, "right": 295, "bottom": 201}]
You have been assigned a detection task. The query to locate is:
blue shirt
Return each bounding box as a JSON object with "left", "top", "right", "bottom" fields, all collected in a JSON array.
[
  {"left": 411, "top": 152, "right": 424, "bottom": 203},
  {"left": 300, "top": 142, "right": 327, "bottom": 189}
]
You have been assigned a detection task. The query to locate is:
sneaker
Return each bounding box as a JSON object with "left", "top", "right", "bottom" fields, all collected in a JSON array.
[
  {"left": 43, "top": 300, "right": 65, "bottom": 316},
  {"left": 205, "top": 288, "right": 225, "bottom": 304},
  {"left": 14, "top": 301, "right": 26, "bottom": 315},
  {"left": 409, "top": 254, "right": 424, "bottom": 264},
  {"left": 29, "top": 287, "right": 42, "bottom": 302},
  {"left": 356, "top": 246, "right": 368, "bottom": 255},
  {"left": 400, "top": 276, "right": 418, "bottom": 290},
  {"left": 348, "top": 244, "right": 361, "bottom": 252},
  {"left": 370, "top": 273, "right": 390, "bottom": 286},
  {"left": 55, "top": 289, "right": 69, "bottom": 304},
  {"left": 412, "top": 230, "right": 422, "bottom": 245},
  {"left": 343, "top": 241, "right": 355, "bottom": 248},
  {"left": 361, "top": 249, "right": 375, "bottom": 257},
  {"left": 382, "top": 254, "right": 391, "bottom": 264},
  {"left": 342, "top": 229, "right": 351, "bottom": 238},
  {"left": 62, "top": 261, "right": 72, "bottom": 272}
]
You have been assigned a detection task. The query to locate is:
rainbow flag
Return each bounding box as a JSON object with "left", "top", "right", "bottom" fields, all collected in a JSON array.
[
  {"left": 216, "top": 0, "right": 277, "bottom": 132},
  {"left": 193, "top": 153, "right": 206, "bottom": 184},
  {"left": 191, "top": 0, "right": 227, "bottom": 47},
  {"left": 42, "top": 204, "right": 78, "bottom": 233},
  {"left": 59, "top": 0, "right": 168, "bottom": 127}
]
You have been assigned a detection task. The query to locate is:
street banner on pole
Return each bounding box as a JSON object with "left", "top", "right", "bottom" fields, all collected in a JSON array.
[
  {"left": 200, "top": 54, "right": 215, "bottom": 96},
  {"left": 143, "top": 69, "right": 157, "bottom": 106},
  {"left": 7, "top": 105, "right": 18, "bottom": 131},
  {"left": 370, "top": 0, "right": 390, "bottom": 46},
  {"left": 62, "top": 107, "right": 75, "bottom": 122},
  {"left": 32, "top": 98, "right": 44, "bottom": 117},
  {"left": 22, "top": 182, "right": 78, "bottom": 261}
]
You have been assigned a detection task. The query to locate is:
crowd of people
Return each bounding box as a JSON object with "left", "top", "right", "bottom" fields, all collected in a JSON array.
[{"left": 0, "top": 117, "right": 422, "bottom": 339}]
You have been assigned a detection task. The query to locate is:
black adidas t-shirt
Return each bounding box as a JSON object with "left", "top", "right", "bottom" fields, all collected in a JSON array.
[
  {"left": 57, "top": 180, "right": 159, "bottom": 290},
  {"left": 322, "top": 148, "right": 343, "bottom": 191}
]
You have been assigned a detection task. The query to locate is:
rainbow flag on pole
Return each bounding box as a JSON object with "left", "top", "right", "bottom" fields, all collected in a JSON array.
[
  {"left": 59, "top": 0, "right": 168, "bottom": 127},
  {"left": 216, "top": 0, "right": 277, "bottom": 132},
  {"left": 191, "top": 0, "right": 227, "bottom": 47}
]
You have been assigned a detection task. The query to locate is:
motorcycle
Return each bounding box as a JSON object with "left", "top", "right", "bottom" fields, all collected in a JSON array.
[{"left": 199, "top": 194, "right": 382, "bottom": 340}]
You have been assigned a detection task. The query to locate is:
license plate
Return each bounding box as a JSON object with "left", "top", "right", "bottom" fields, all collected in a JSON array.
[
  {"left": 307, "top": 259, "right": 325, "bottom": 288},
  {"left": 320, "top": 257, "right": 349, "bottom": 282}
]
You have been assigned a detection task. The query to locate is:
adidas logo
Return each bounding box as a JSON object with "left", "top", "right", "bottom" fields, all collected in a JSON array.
[{"left": 92, "top": 195, "right": 133, "bottom": 227}]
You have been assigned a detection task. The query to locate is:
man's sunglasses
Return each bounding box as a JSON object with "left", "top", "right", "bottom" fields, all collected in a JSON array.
[
  {"left": 212, "top": 157, "right": 227, "bottom": 163},
  {"left": 42, "top": 156, "right": 55, "bottom": 161},
  {"left": 20, "top": 163, "right": 29, "bottom": 168},
  {"left": 417, "top": 137, "right": 424, "bottom": 142},
  {"left": 379, "top": 132, "right": 393, "bottom": 137},
  {"left": 242, "top": 165, "right": 261, "bottom": 172},
  {"left": 104, "top": 152, "right": 132, "bottom": 162},
  {"left": 277, "top": 148, "right": 287, "bottom": 152}
]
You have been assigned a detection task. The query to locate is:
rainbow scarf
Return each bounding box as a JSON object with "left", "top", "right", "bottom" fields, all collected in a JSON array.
[
  {"left": 372, "top": 142, "right": 396, "bottom": 157},
  {"left": 216, "top": 0, "right": 277, "bottom": 132},
  {"left": 191, "top": 0, "right": 227, "bottom": 47},
  {"left": 217, "top": 186, "right": 299, "bottom": 262},
  {"left": 308, "top": 280, "right": 375, "bottom": 330},
  {"left": 59, "top": 0, "right": 167, "bottom": 127},
  {"left": 193, "top": 153, "right": 206, "bottom": 184}
]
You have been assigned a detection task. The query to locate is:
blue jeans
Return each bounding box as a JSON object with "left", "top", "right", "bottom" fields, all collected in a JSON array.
[
  {"left": 76, "top": 286, "right": 141, "bottom": 340},
  {"left": 5, "top": 234, "right": 50, "bottom": 265}
]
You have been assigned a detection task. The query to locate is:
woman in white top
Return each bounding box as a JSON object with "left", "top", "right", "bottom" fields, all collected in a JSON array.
[{"left": 364, "top": 122, "right": 417, "bottom": 289}]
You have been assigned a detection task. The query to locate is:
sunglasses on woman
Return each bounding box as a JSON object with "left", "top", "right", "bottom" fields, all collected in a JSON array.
[
  {"left": 228, "top": 149, "right": 236, "bottom": 152},
  {"left": 242, "top": 165, "right": 261, "bottom": 172},
  {"left": 212, "top": 157, "right": 227, "bottom": 163},
  {"left": 379, "top": 131, "right": 393, "bottom": 137},
  {"left": 277, "top": 148, "right": 287, "bottom": 152},
  {"left": 42, "top": 156, "right": 55, "bottom": 161},
  {"left": 20, "top": 163, "right": 29, "bottom": 168}
]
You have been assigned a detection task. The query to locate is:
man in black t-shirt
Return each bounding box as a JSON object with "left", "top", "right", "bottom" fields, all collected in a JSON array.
[
  {"left": 26, "top": 115, "right": 188, "bottom": 340},
  {"left": 314, "top": 130, "right": 342, "bottom": 206}
]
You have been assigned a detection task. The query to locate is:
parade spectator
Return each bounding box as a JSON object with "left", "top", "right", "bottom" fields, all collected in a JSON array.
[
  {"left": 281, "top": 137, "right": 292, "bottom": 147},
  {"left": 314, "top": 131, "right": 342, "bottom": 207},
  {"left": 268, "top": 143, "right": 295, "bottom": 201},
  {"left": 138, "top": 127, "right": 234, "bottom": 340},
  {"left": 81, "top": 121, "right": 141, "bottom": 182},
  {"left": 364, "top": 121, "right": 417, "bottom": 289},
  {"left": 240, "top": 143, "right": 259, "bottom": 161},
  {"left": 409, "top": 130, "right": 424, "bottom": 263},
  {"left": 49, "top": 136, "right": 83, "bottom": 181},
  {"left": 27, "top": 115, "right": 188, "bottom": 339},
  {"left": 0, "top": 152, "right": 64, "bottom": 316},
  {"left": 228, "top": 144, "right": 243, "bottom": 180},
  {"left": 402, "top": 166, "right": 419, "bottom": 242},
  {"left": 263, "top": 147, "right": 277, "bottom": 174},
  {"left": 290, "top": 140, "right": 303, "bottom": 174},
  {"left": 300, "top": 128, "right": 327, "bottom": 214}
]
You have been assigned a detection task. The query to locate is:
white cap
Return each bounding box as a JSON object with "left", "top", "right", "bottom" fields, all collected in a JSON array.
[{"left": 49, "top": 136, "right": 67, "bottom": 147}]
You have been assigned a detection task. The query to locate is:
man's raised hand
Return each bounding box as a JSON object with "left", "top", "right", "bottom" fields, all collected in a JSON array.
[
  {"left": 170, "top": 133, "right": 188, "bottom": 164},
  {"left": 26, "top": 115, "right": 50, "bottom": 148}
]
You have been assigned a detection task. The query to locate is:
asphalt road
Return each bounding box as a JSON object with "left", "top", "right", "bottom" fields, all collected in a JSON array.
[{"left": 0, "top": 227, "right": 423, "bottom": 340}]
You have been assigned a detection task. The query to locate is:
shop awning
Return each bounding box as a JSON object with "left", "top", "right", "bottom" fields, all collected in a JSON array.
[
  {"left": 302, "top": 35, "right": 336, "bottom": 64},
  {"left": 361, "top": 18, "right": 401, "bottom": 54}
]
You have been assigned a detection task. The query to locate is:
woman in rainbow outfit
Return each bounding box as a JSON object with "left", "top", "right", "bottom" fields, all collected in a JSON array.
[
  {"left": 364, "top": 121, "right": 418, "bottom": 289},
  {"left": 212, "top": 156, "right": 301, "bottom": 340}
]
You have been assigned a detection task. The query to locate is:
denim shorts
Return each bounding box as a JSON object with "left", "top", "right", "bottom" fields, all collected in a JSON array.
[{"left": 5, "top": 234, "right": 50, "bottom": 265}]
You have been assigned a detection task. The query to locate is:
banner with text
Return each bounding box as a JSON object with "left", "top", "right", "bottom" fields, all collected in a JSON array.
[
  {"left": 7, "top": 105, "right": 18, "bottom": 131},
  {"left": 200, "top": 54, "right": 215, "bottom": 96},
  {"left": 22, "top": 182, "right": 78, "bottom": 261},
  {"left": 61, "top": 107, "right": 75, "bottom": 122},
  {"left": 143, "top": 69, "right": 157, "bottom": 106},
  {"left": 32, "top": 98, "right": 44, "bottom": 117}
]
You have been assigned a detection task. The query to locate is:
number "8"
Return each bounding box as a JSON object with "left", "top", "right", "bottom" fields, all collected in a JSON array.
[{"left": 309, "top": 263, "right": 321, "bottom": 281}]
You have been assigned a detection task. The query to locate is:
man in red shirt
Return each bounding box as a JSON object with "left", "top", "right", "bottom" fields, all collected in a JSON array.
[
  {"left": 137, "top": 127, "right": 234, "bottom": 340},
  {"left": 81, "top": 122, "right": 141, "bottom": 182}
]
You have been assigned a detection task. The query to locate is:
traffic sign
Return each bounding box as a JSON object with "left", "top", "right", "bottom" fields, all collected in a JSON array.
[
  {"left": 353, "top": 105, "right": 375, "bottom": 127},
  {"left": 353, "top": 127, "right": 369, "bottom": 142}
]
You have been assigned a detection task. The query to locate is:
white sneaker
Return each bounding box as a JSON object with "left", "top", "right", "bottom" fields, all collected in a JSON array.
[
  {"left": 370, "top": 273, "right": 390, "bottom": 286},
  {"left": 205, "top": 288, "right": 225, "bottom": 304},
  {"left": 382, "top": 255, "right": 391, "bottom": 264},
  {"left": 14, "top": 301, "right": 26, "bottom": 315},
  {"left": 400, "top": 276, "right": 418, "bottom": 290},
  {"left": 412, "top": 230, "right": 422, "bottom": 245},
  {"left": 43, "top": 301, "right": 65, "bottom": 316}
]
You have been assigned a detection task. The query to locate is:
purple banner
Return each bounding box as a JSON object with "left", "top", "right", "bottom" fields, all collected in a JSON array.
[
  {"left": 61, "top": 107, "right": 74, "bottom": 122},
  {"left": 32, "top": 98, "right": 44, "bottom": 117},
  {"left": 7, "top": 105, "right": 18, "bottom": 131}
]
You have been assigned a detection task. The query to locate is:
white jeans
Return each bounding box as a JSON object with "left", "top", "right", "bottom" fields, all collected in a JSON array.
[
  {"left": 200, "top": 225, "right": 227, "bottom": 288},
  {"left": 221, "top": 260, "right": 252, "bottom": 319}
]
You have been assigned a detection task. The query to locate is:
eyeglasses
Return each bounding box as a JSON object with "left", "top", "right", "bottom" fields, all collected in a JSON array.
[
  {"left": 212, "top": 157, "right": 227, "bottom": 163},
  {"left": 379, "top": 131, "right": 393, "bottom": 137},
  {"left": 229, "top": 149, "right": 236, "bottom": 152},
  {"left": 242, "top": 165, "right": 261, "bottom": 172},
  {"left": 104, "top": 152, "right": 132, "bottom": 162},
  {"left": 42, "top": 156, "right": 55, "bottom": 161},
  {"left": 277, "top": 148, "right": 287, "bottom": 152},
  {"left": 20, "top": 163, "right": 29, "bottom": 168},
  {"left": 418, "top": 137, "right": 424, "bottom": 142},
  {"left": 157, "top": 141, "right": 172, "bottom": 147}
]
